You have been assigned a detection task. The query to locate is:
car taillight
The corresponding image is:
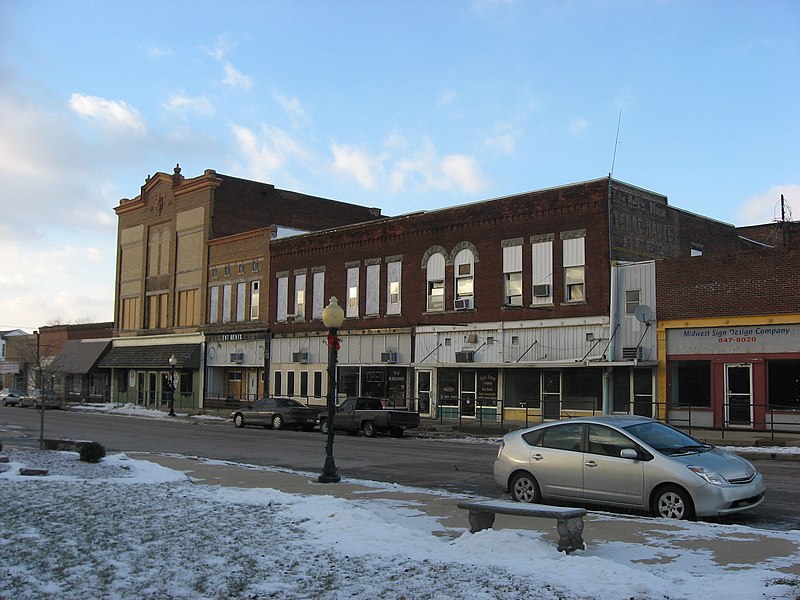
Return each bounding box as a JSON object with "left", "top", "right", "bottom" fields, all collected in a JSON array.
[{"left": 496, "top": 440, "right": 505, "bottom": 459}]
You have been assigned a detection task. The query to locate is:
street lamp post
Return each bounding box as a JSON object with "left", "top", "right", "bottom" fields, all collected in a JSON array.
[
  {"left": 318, "top": 296, "right": 344, "bottom": 483},
  {"left": 168, "top": 353, "right": 177, "bottom": 417}
]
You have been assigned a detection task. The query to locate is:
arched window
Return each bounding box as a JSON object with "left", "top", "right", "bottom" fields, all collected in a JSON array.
[
  {"left": 453, "top": 248, "right": 474, "bottom": 310},
  {"left": 426, "top": 253, "right": 445, "bottom": 311}
]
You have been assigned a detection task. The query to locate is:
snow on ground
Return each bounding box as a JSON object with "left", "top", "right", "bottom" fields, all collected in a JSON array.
[{"left": 1, "top": 449, "right": 799, "bottom": 600}]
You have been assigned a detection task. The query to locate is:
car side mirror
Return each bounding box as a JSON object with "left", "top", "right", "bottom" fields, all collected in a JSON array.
[{"left": 619, "top": 448, "right": 639, "bottom": 460}]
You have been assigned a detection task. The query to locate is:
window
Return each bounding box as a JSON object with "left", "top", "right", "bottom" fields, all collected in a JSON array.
[
  {"left": 541, "top": 423, "right": 584, "bottom": 452},
  {"left": 295, "top": 273, "right": 307, "bottom": 320},
  {"left": 236, "top": 282, "right": 246, "bottom": 322},
  {"left": 562, "top": 368, "right": 602, "bottom": 411},
  {"left": 177, "top": 289, "right": 199, "bottom": 326},
  {"left": 503, "top": 369, "right": 541, "bottom": 408},
  {"left": 671, "top": 361, "right": 711, "bottom": 407},
  {"left": 346, "top": 266, "right": 359, "bottom": 318},
  {"left": 250, "top": 281, "right": 260, "bottom": 319},
  {"left": 313, "top": 371, "right": 323, "bottom": 398},
  {"left": 691, "top": 244, "right": 704, "bottom": 257},
  {"left": 387, "top": 260, "right": 401, "bottom": 314},
  {"left": 211, "top": 268, "right": 218, "bottom": 278},
  {"left": 588, "top": 425, "right": 634, "bottom": 457},
  {"left": 563, "top": 236, "right": 585, "bottom": 302},
  {"left": 252, "top": 261, "right": 259, "bottom": 273},
  {"left": 209, "top": 286, "right": 220, "bottom": 324},
  {"left": 454, "top": 249, "right": 474, "bottom": 302},
  {"left": 625, "top": 290, "right": 641, "bottom": 316},
  {"left": 531, "top": 237, "right": 553, "bottom": 305},
  {"left": 147, "top": 293, "right": 168, "bottom": 329},
  {"left": 366, "top": 263, "right": 380, "bottom": 316},
  {"left": 503, "top": 244, "right": 523, "bottom": 306},
  {"left": 276, "top": 275, "right": 288, "bottom": 322},
  {"left": 273, "top": 371, "right": 282, "bottom": 396},
  {"left": 222, "top": 284, "right": 232, "bottom": 323},
  {"left": 238, "top": 264, "right": 245, "bottom": 275},
  {"left": 767, "top": 360, "right": 800, "bottom": 410},
  {"left": 300, "top": 371, "right": 309, "bottom": 398},
  {"left": 121, "top": 297, "right": 140, "bottom": 330},
  {"left": 287, "top": 371, "right": 295, "bottom": 396},
  {"left": 426, "top": 253, "right": 445, "bottom": 311},
  {"left": 312, "top": 271, "right": 325, "bottom": 320}
]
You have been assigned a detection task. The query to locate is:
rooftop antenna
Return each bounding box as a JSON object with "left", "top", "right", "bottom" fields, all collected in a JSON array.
[{"left": 610, "top": 110, "right": 622, "bottom": 177}]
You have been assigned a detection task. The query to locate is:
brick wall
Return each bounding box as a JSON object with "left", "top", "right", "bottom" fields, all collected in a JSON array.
[{"left": 656, "top": 246, "right": 800, "bottom": 319}]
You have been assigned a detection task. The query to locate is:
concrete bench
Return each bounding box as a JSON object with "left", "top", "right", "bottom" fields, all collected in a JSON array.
[{"left": 457, "top": 499, "right": 587, "bottom": 553}]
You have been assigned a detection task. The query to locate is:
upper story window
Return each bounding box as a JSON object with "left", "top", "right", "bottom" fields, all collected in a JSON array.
[
  {"left": 365, "top": 262, "right": 380, "bottom": 316},
  {"left": 312, "top": 270, "right": 325, "bottom": 320},
  {"left": 250, "top": 280, "right": 260, "bottom": 320},
  {"left": 208, "top": 286, "right": 220, "bottom": 324},
  {"left": 531, "top": 235, "right": 554, "bottom": 305},
  {"left": 503, "top": 242, "right": 523, "bottom": 306},
  {"left": 276, "top": 274, "right": 289, "bottom": 322},
  {"left": 562, "top": 233, "right": 585, "bottom": 302},
  {"left": 625, "top": 289, "right": 641, "bottom": 316},
  {"left": 346, "top": 266, "right": 359, "bottom": 318},
  {"left": 426, "top": 253, "right": 445, "bottom": 311},
  {"left": 454, "top": 249, "right": 474, "bottom": 309},
  {"left": 386, "top": 259, "right": 402, "bottom": 315},
  {"left": 294, "top": 272, "right": 307, "bottom": 321},
  {"left": 691, "top": 243, "right": 704, "bottom": 257}
]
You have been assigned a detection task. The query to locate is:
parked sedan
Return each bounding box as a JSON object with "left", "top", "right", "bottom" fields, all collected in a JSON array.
[
  {"left": 1, "top": 388, "right": 25, "bottom": 406},
  {"left": 230, "top": 398, "right": 321, "bottom": 431},
  {"left": 494, "top": 415, "right": 765, "bottom": 520},
  {"left": 19, "top": 389, "right": 62, "bottom": 409}
]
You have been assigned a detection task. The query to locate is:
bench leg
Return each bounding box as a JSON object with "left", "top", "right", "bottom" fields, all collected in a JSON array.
[
  {"left": 555, "top": 516, "right": 585, "bottom": 553},
  {"left": 467, "top": 510, "right": 495, "bottom": 533}
]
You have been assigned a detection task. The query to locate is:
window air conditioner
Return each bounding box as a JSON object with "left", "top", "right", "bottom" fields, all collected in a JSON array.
[
  {"left": 455, "top": 351, "right": 475, "bottom": 363},
  {"left": 454, "top": 298, "right": 474, "bottom": 310},
  {"left": 292, "top": 351, "right": 309, "bottom": 363},
  {"left": 380, "top": 352, "right": 398, "bottom": 364},
  {"left": 622, "top": 347, "right": 643, "bottom": 361},
  {"left": 533, "top": 284, "right": 551, "bottom": 298},
  {"left": 230, "top": 352, "right": 244, "bottom": 364}
]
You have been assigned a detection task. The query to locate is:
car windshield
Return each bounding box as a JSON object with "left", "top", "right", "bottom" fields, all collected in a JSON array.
[{"left": 623, "top": 421, "right": 712, "bottom": 455}]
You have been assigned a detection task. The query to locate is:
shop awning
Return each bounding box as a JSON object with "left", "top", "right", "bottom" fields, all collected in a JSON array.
[
  {"left": 53, "top": 339, "right": 112, "bottom": 374},
  {"left": 97, "top": 343, "right": 201, "bottom": 370}
]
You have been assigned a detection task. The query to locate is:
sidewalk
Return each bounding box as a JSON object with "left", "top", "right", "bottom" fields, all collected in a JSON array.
[{"left": 138, "top": 453, "right": 800, "bottom": 577}]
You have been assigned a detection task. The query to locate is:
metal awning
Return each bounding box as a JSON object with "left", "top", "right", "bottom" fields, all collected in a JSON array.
[
  {"left": 97, "top": 343, "right": 201, "bottom": 370},
  {"left": 53, "top": 339, "right": 112, "bottom": 374}
]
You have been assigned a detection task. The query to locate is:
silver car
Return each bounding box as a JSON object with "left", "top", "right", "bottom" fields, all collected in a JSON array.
[{"left": 494, "top": 415, "right": 765, "bottom": 520}]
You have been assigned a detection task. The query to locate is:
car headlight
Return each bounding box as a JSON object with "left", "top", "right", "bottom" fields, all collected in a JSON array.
[{"left": 687, "top": 465, "right": 727, "bottom": 485}]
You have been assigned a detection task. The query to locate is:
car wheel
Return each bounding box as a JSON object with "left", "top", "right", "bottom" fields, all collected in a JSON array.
[
  {"left": 233, "top": 413, "right": 245, "bottom": 428},
  {"left": 319, "top": 418, "right": 329, "bottom": 435},
  {"left": 653, "top": 485, "right": 695, "bottom": 520},
  {"left": 510, "top": 472, "right": 541, "bottom": 503},
  {"left": 362, "top": 421, "right": 377, "bottom": 438},
  {"left": 272, "top": 415, "right": 285, "bottom": 430}
]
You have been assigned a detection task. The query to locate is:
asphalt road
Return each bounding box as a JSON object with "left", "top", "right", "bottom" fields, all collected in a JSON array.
[{"left": 1, "top": 407, "right": 797, "bottom": 530}]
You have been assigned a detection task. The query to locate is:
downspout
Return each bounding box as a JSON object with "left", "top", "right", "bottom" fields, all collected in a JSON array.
[{"left": 604, "top": 175, "right": 617, "bottom": 415}]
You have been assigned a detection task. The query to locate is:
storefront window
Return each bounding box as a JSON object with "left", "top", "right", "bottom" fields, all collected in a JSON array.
[
  {"left": 671, "top": 361, "right": 711, "bottom": 407},
  {"left": 338, "top": 367, "right": 359, "bottom": 398},
  {"left": 562, "top": 368, "right": 601, "bottom": 411},
  {"left": 476, "top": 370, "right": 498, "bottom": 406},
  {"left": 768, "top": 359, "right": 800, "bottom": 410},
  {"left": 438, "top": 368, "right": 459, "bottom": 406},
  {"left": 503, "top": 369, "right": 540, "bottom": 408}
]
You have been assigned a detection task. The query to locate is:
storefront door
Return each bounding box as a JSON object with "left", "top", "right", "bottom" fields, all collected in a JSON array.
[
  {"left": 417, "top": 371, "right": 431, "bottom": 416},
  {"left": 725, "top": 363, "right": 753, "bottom": 427},
  {"left": 542, "top": 370, "right": 561, "bottom": 420}
]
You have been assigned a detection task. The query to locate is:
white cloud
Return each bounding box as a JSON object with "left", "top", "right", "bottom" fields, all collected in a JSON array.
[
  {"left": 205, "top": 34, "right": 232, "bottom": 60},
  {"left": 231, "top": 123, "right": 311, "bottom": 182},
  {"left": 485, "top": 133, "right": 515, "bottom": 155},
  {"left": 273, "top": 92, "right": 308, "bottom": 128},
  {"left": 164, "top": 94, "right": 214, "bottom": 115},
  {"left": 735, "top": 184, "right": 800, "bottom": 226},
  {"left": 438, "top": 89, "right": 457, "bottom": 106},
  {"left": 69, "top": 93, "right": 147, "bottom": 136},
  {"left": 387, "top": 138, "right": 488, "bottom": 195},
  {"left": 331, "top": 143, "right": 384, "bottom": 189},
  {"left": 569, "top": 116, "right": 589, "bottom": 137},
  {"left": 147, "top": 45, "right": 173, "bottom": 59},
  {"left": 223, "top": 62, "right": 254, "bottom": 90}
]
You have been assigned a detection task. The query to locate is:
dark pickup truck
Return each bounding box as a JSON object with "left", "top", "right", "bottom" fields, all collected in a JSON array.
[{"left": 319, "top": 397, "right": 420, "bottom": 438}]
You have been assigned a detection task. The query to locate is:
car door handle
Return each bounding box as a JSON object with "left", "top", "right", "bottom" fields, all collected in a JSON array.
[
  {"left": 531, "top": 453, "right": 543, "bottom": 461},
  {"left": 584, "top": 460, "right": 598, "bottom": 468}
]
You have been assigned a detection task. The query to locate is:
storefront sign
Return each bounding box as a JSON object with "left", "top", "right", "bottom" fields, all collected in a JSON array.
[{"left": 668, "top": 324, "right": 800, "bottom": 355}]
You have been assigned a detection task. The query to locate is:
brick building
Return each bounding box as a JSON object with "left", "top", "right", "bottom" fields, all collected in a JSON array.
[
  {"left": 657, "top": 233, "right": 800, "bottom": 431},
  {"left": 269, "top": 176, "right": 749, "bottom": 423},
  {"left": 101, "top": 165, "right": 381, "bottom": 409}
]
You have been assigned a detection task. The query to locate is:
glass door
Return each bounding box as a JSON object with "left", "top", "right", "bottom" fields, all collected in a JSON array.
[
  {"left": 417, "top": 371, "right": 431, "bottom": 416},
  {"left": 542, "top": 370, "right": 561, "bottom": 420},
  {"left": 725, "top": 364, "right": 753, "bottom": 427},
  {"left": 460, "top": 370, "right": 476, "bottom": 417}
]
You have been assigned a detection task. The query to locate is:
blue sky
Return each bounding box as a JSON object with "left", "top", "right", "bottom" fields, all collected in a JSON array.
[{"left": 1, "top": 0, "right": 797, "bottom": 331}]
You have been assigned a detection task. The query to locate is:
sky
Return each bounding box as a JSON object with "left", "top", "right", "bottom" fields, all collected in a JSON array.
[
  {"left": 1, "top": 417, "right": 800, "bottom": 599},
  {"left": 1, "top": 0, "right": 798, "bottom": 332}
]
